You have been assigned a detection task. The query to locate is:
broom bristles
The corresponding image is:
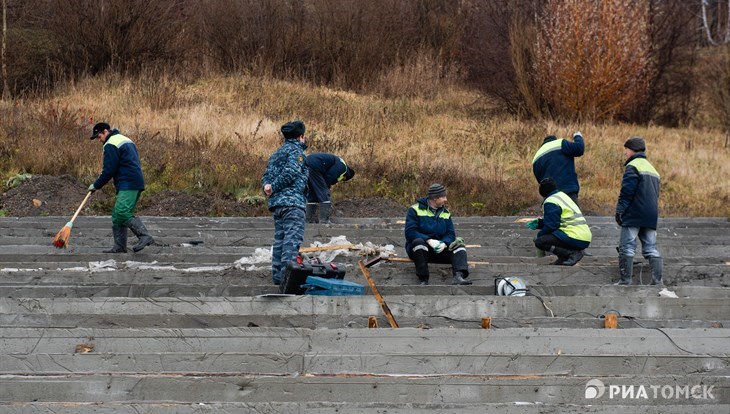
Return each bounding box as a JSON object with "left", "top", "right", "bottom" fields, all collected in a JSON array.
[{"left": 53, "top": 225, "right": 72, "bottom": 249}]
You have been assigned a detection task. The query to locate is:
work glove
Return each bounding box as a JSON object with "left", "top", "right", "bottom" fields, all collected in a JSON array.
[
  {"left": 525, "top": 219, "right": 539, "bottom": 230},
  {"left": 88, "top": 184, "right": 96, "bottom": 193},
  {"left": 573, "top": 131, "right": 582, "bottom": 138},
  {"left": 615, "top": 212, "right": 623, "bottom": 226},
  {"left": 449, "top": 237, "right": 465, "bottom": 251},
  {"left": 427, "top": 239, "right": 446, "bottom": 254}
]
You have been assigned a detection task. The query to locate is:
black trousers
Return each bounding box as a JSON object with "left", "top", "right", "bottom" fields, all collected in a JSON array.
[{"left": 407, "top": 238, "right": 468, "bottom": 281}]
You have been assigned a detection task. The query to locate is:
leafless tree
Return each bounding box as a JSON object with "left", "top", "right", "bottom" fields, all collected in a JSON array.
[
  {"left": 702, "top": 0, "right": 730, "bottom": 45},
  {"left": 2, "top": 0, "right": 9, "bottom": 100}
]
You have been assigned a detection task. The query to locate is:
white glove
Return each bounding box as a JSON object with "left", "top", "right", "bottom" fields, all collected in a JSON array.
[
  {"left": 434, "top": 242, "right": 446, "bottom": 253},
  {"left": 427, "top": 239, "right": 446, "bottom": 253},
  {"left": 573, "top": 131, "right": 582, "bottom": 138}
]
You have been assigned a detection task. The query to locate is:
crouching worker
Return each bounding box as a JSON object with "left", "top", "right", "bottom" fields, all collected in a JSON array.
[
  {"left": 405, "top": 184, "right": 471, "bottom": 285},
  {"left": 527, "top": 178, "right": 591, "bottom": 265},
  {"left": 88, "top": 122, "right": 154, "bottom": 253},
  {"left": 305, "top": 152, "right": 355, "bottom": 224}
]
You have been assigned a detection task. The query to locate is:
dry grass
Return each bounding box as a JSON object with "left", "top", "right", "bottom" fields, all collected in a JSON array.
[{"left": 1, "top": 73, "right": 728, "bottom": 217}]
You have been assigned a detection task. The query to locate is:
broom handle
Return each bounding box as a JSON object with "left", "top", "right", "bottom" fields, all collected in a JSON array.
[{"left": 69, "top": 191, "right": 93, "bottom": 224}]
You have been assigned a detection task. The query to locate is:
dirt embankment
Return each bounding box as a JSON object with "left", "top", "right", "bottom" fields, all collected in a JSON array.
[{"left": 0, "top": 175, "right": 407, "bottom": 218}]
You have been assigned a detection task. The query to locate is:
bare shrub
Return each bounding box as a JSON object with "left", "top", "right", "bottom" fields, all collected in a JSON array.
[
  {"left": 42, "top": 0, "right": 188, "bottom": 74},
  {"left": 534, "top": 0, "right": 653, "bottom": 121},
  {"left": 702, "top": 44, "right": 730, "bottom": 135}
]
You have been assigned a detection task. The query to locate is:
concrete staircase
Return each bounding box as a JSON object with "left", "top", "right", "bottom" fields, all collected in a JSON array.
[{"left": 0, "top": 216, "right": 728, "bottom": 413}]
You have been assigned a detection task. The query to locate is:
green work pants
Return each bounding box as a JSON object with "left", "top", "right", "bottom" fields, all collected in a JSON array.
[{"left": 112, "top": 190, "right": 142, "bottom": 226}]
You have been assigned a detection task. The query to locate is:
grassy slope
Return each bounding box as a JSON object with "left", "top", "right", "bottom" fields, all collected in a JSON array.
[{"left": 1, "top": 73, "right": 728, "bottom": 217}]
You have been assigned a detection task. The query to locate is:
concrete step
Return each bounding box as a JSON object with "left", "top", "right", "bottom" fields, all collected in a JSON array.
[
  {"left": 1, "top": 402, "right": 728, "bottom": 414},
  {"left": 2, "top": 296, "right": 728, "bottom": 322},
  {"left": 1, "top": 374, "right": 727, "bottom": 404}
]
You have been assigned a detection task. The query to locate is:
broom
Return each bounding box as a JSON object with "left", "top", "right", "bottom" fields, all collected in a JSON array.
[{"left": 53, "top": 191, "right": 93, "bottom": 249}]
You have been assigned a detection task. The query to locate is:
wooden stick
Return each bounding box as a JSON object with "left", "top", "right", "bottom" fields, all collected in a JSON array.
[
  {"left": 299, "top": 244, "right": 354, "bottom": 253},
  {"left": 383, "top": 257, "right": 490, "bottom": 265},
  {"left": 358, "top": 260, "right": 398, "bottom": 328},
  {"left": 70, "top": 192, "right": 93, "bottom": 223}
]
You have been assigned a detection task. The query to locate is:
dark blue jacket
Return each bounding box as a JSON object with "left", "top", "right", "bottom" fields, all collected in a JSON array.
[
  {"left": 405, "top": 197, "right": 456, "bottom": 253},
  {"left": 306, "top": 152, "right": 348, "bottom": 186},
  {"left": 616, "top": 153, "right": 660, "bottom": 229},
  {"left": 532, "top": 135, "right": 584, "bottom": 195},
  {"left": 93, "top": 130, "right": 145, "bottom": 192},
  {"left": 262, "top": 138, "right": 308, "bottom": 211}
]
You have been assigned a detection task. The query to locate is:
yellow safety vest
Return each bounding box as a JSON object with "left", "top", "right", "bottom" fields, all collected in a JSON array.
[{"left": 544, "top": 192, "right": 592, "bottom": 242}]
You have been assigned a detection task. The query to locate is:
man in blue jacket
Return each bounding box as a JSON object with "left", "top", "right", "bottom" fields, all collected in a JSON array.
[
  {"left": 527, "top": 178, "right": 592, "bottom": 266},
  {"left": 615, "top": 137, "right": 663, "bottom": 285},
  {"left": 306, "top": 152, "right": 355, "bottom": 224},
  {"left": 532, "top": 131, "right": 585, "bottom": 206},
  {"left": 88, "top": 122, "right": 154, "bottom": 253},
  {"left": 405, "top": 184, "right": 471, "bottom": 286},
  {"left": 262, "top": 121, "right": 309, "bottom": 285}
]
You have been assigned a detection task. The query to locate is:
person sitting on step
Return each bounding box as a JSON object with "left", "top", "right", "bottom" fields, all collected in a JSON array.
[{"left": 404, "top": 183, "right": 471, "bottom": 285}]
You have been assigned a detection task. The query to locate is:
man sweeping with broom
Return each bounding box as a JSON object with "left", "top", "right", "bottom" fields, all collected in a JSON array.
[{"left": 87, "top": 122, "right": 154, "bottom": 253}]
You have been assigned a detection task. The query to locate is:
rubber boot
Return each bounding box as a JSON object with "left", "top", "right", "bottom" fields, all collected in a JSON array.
[
  {"left": 319, "top": 202, "right": 332, "bottom": 225},
  {"left": 103, "top": 226, "right": 128, "bottom": 253},
  {"left": 452, "top": 271, "right": 472, "bottom": 285},
  {"left": 550, "top": 246, "right": 573, "bottom": 265},
  {"left": 649, "top": 257, "right": 663, "bottom": 285},
  {"left": 305, "top": 203, "right": 319, "bottom": 224},
  {"left": 561, "top": 250, "right": 584, "bottom": 266},
  {"left": 126, "top": 217, "right": 155, "bottom": 252},
  {"left": 411, "top": 245, "right": 430, "bottom": 285},
  {"left": 616, "top": 255, "right": 634, "bottom": 285}
]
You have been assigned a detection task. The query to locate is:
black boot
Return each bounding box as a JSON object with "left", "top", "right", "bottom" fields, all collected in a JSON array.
[
  {"left": 561, "top": 250, "right": 584, "bottom": 266},
  {"left": 319, "top": 202, "right": 332, "bottom": 225},
  {"left": 550, "top": 246, "right": 573, "bottom": 265},
  {"left": 649, "top": 257, "right": 663, "bottom": 285},
  {"left": 616, "top": 255, "right": 634, "bottom": 285},
  {"left": 103, "top": 225, "right": 128, "bottom": 253},
  {"left": 305, "top": 203, "right": 319, "bottom": 224},
  {"left": 452, "top": 271, "right": 472, "bottom": 285},
  {"left": 126, "top": 217, "right": 155, "bottom": 252}
]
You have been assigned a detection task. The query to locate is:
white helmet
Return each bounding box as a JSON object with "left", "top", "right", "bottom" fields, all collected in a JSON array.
[{"left": 496, "top": 277, "right": 528, "bottom": 296}]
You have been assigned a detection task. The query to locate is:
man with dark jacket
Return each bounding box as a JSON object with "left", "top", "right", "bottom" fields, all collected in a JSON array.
[
  {"left": 262, "top": 121, "right": 309, "bottom": 285},
  {"left": 305, "top": 152, "right": 355, "bottom": 224},
  {"left": 405, "top": 184, "right": 471, "bottom": 286},
  {"left": 526, "top": 178, "right": 592, "bottom": 266},
  {"left": 615, "top": 137, "right": 663, "bottom": 285},
  {"left": 88, "top": 122, "right": 154, "bottom": 253},
  {"left": 532, "top": 131, "right": 585, "bottom": 206}
]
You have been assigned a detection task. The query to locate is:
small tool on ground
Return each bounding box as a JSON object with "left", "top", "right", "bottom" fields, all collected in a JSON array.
[{"left": 52, "top": 191, "right": 92, "bottom": 249}]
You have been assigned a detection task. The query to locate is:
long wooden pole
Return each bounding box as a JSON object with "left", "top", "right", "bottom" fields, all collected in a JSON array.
[{"left": 358, "top": 260, "right": 398, "bottom": 328}]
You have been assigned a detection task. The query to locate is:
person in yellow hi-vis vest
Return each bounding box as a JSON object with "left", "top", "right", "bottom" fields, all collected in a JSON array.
[{"left": 526, "top": 178, "right": 592, "bottom": 266}]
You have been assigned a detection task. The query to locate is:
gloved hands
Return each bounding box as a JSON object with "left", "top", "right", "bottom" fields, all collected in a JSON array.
[
  {"left": 615, "top": 212, "right": 623, "bottom": 226},
  {"left": 427, "top": 239, "right": 446, "bottom": 254},
  {"left": 573, "top": 131, "right": 582, "bottom": 138},
  {"left": 525, "top": 219, "right": 539, "bottom": 230},
  {"left": 449, "top": 237, "right": 465, "bottom": 251},
  {"left": 88, "top": 184, "right": 96, "bottom": 193}
]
